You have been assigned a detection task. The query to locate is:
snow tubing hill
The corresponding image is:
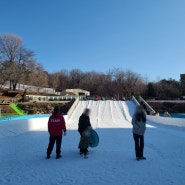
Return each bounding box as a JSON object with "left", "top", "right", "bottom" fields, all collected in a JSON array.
[{"left": 89, "top": 129, "right": 99, "bottom": 148}]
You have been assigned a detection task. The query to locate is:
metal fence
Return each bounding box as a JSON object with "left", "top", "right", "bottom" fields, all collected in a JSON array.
[{"left": 2, "top": 82, "right": 55, "bottom": 94}]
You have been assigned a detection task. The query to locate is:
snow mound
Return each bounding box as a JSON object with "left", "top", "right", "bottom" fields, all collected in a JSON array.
[{"left": 147, "top": 115, "right": 185, "bottom": 127}]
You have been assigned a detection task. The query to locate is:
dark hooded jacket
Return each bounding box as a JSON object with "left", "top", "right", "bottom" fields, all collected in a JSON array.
[{"left": 78, "top": 113, "right": 91, "bottom": 134}]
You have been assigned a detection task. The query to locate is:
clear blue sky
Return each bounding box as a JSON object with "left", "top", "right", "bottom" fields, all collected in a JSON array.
[{"left": 0, "top": 0, "right": 185, "bottom": 81}]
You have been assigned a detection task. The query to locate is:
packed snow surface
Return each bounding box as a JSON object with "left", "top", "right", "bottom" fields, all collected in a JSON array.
[{"left": 0, "top": 100, "right": 185, "bottom": 185}]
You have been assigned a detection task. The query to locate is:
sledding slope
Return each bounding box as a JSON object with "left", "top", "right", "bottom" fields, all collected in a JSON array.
[{"left": 68, "top": 100, "right": 136, "bottom": 129}]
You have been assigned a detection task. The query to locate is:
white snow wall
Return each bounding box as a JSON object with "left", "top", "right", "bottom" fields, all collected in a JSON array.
[
  {"left": 68, "top": 100, "right": 185, "bottom": 128},
  {"left": 147, "top": 115, "right": 185, "bottom": 127},
  {"left": 0, "top": 116, "right": 68, "bottom": 138},
  {"left": 0, "top": 117, "right": 49, "bottom": 138},
  {"left": 0, "top": 101, "right": 136, "bottom": 138},
  {"left": 1, "top": 100, "right": 185, "bottom": 139}
]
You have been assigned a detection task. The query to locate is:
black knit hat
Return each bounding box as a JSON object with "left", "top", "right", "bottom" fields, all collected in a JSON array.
[{"left": 54, "top": 106, "right": 59, "bottom": 113}]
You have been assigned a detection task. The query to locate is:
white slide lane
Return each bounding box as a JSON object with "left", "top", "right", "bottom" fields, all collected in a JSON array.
[{"left": 67, "top": 100, "right": 136, "bottom": 129}]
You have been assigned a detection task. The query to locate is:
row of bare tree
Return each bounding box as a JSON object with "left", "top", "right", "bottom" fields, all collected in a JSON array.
[
  {"left": 145, "top": 79, "right": 184, "bottom": 100},
  {"left": 48, "top": 69, "right": 146, "bottom": 97},
  {"left": 1, "top": 33, "right": 184, "bottom": 99},
  {"left": 0, "top": 33, "right": 146, "bottom": 97}
]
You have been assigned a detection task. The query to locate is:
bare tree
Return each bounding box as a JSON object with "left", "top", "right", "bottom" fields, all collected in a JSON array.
[
  {"left": 27, "top": 62, "right": 49, "bottom": 88},
  {"left": 49, "top": 72, "right": 61, "bottom": 90},
  {"left": 0, "top": 61, "right": 8, "bottom": 87},
  {"left": 48, "top": 68, "right": 146, "bottom": 97},
  {"left": 0, "top": 33, "right": 34, "bottom": 90}
]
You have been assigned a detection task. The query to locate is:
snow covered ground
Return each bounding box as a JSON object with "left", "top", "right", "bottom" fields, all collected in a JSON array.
[{"left": 0, "top": 100, "right": 185, "bottom": 185}]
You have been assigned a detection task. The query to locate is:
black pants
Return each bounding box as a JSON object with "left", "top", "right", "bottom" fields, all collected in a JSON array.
[
  {"left": 47, "top": 136, "right": 62, "bottom": 156},
  {"left": 133, "top": 133, "right": 144, "bottom": 158}
]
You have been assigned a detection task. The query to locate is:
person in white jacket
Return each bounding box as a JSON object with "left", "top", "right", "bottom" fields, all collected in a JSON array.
[{"left": 132, "top": 106, "right": 147, "bottom": 161}]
